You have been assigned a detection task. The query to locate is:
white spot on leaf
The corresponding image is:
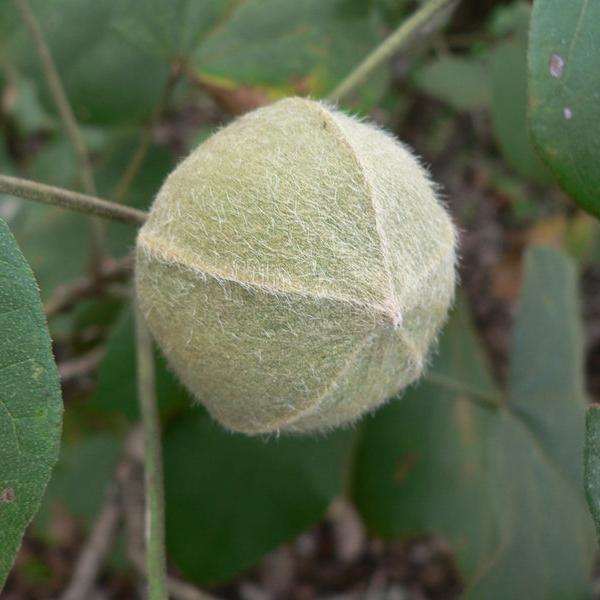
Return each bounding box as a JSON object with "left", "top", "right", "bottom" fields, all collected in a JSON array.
[
  {"left": 0, "top": 487, "right": 15, "bottom": 503},
  {"left": 563, "top": 106, "right": 573, "bottom": 120},
  {"left": 549, "top": 53, "right": 565, "bottom": 79}
]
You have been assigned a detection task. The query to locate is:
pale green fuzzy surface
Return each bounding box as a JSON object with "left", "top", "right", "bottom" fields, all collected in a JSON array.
[{"left": 135, "top": 97, "right": 456, "bottom": 434}]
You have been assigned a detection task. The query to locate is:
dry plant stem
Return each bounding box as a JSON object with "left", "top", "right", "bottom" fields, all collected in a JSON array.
[
  {"left": 113, "top": 64, "right": 182, "bottom": 204},
  {"left": 58, "top": 480, "right": 122, "bottom": 600},
  {"left": 13, "top": 0, "right": 105, "bottom": 262},
  {"left": 0, "top": 174, "right": 148, "bottom": 226},
  {"left": 44, "top": 255, "right": 134, "bottom": 316},
  {"left": 58, "top": 345, "right": 105, "bottom": 382},
  {"left": 328, "top": 0, "right": 459, "bottom": 102},
  {"left": 135, "top": 304, "right": 169, "bottom": 600}
]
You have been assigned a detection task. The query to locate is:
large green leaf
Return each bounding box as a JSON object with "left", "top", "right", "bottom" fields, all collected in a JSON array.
[
  {"left": 508, "top": 244, "right": 586, "bottom": 486},
  {"left": 529, "top": 0, "right": 600, "bottom": 218},
  {"left": 3, "top": 0, "right": 167, "bottom": 125},
  {"left": 164, "top": 413, "right": 353, "bottom": 585},
  {"left": 353, "top": 246, "right": 595, "bottom": 598},
  {"left": 112, "top": 0, "right": 242, "bottom": 62},
  {"left": 0, "top": 219, "right": 62, "bottom": 589},
  {"left": 194, "top": 0, "right": 385, "bottom": 103}
]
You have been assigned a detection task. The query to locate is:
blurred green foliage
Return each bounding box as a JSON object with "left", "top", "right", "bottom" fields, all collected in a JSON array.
[{"left": 1, "top": 0, "right": 599, "bottom": 596}]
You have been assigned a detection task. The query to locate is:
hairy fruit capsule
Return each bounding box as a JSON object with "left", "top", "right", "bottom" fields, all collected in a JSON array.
[{"left": 135, "top": 97, "right": 457, "bottom": 434}]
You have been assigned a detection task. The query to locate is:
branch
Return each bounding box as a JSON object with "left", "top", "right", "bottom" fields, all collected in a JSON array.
[
  {"left": 0, "top": 174, "right": 148, "bottom": 226},
  {"left": 58, "top": 473, "right": 122, "bottom": 600},
  {"left": 44, "top": 255, "right": 134, "bottom": 317},
  {"left": 135, "top": 304, "right": 169, "bottom": 600},
  {"left": 58, "top": 345, "right": 105, "bottom": 382},
  {"left": 327, "top": 0, "right": 460, "bottom": 102}
]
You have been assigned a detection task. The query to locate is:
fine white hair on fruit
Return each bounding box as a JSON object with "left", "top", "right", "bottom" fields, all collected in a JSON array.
[{"left": 135, "top": 97, "right": 457, "bottom": 434}]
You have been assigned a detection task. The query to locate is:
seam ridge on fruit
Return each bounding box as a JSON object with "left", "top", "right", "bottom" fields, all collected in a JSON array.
[
  {"left": 313, "top": 100, "right": 402, "bottom": 326},
  {"left": 138, "top": 231, "right": 401, "bottom": 327},
  {"left": 234, "top": 330, "right": 383, "bottom": 435}
]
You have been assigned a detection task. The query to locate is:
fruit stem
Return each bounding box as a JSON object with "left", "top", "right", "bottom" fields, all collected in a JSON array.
[
  {"left": 0, "top": 174, "right": 148, "bottom": 226},
  {"left": 328, "top": 0, "right": 460, "bottom": 103},
  {"left": 135, "top": 304, "right": 169, "bottom": 600}
]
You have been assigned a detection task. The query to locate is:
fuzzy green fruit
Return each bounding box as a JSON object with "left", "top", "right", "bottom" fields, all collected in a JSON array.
[{"left": 135, "top": 97, "right": 456, "bottom": 434}]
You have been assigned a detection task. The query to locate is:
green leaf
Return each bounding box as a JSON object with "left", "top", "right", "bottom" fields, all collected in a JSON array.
[
  {"left": 112, "top": 0, "right": 242, "bottom": 62},
  {"left": 585, "top": 406, "right": 600, "bottom": 545},
  {"left": 509, "top": 246, "right": 586, "bottom": 486},
  {"left": 0, "top": 219, "right": 63, "bottom": 589},
  {"left": 164, "top": 412, "right": 353, "bottom": 584},
  {"left": 194, "top": 0, "right": 385, "bottom": 103},
  {"left": 488, "top": 35, "right": 552, "bottom": 184},
  {"left": 529, "top": 0, "right": 600, "bottom": 218},
  {"left": 353, "top": 246, "right": 595, "bottom": 598},
  {"left": 4, "top": 0, "right": 167, "bottom": 125},
  {"left": 33, "top": 434, "right": 121, "bottom": 536},
  {"left": 413, "top": 55, "right": 491, "bottom": 112},
  {"left": 92, "top": 308, "right": 188, "bottom": 420}
]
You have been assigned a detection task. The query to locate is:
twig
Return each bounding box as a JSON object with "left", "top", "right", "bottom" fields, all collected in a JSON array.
[
  {"left": 0, "top": 174, "right": 148, "bottom": 226},
  {"left": 44, "top": 255, "right": 134, "bottom": 317},
  {"left": 327, "top": 0, "right": 460, "bottom": 102},
  {"left": 58, "top": 345, "right": 105, "bottom": 382},
  {"left": 113, "top": 63, "right": 182, "bottom": 204},
  {"left": 13, "top": 0, "right": 105, "bottom": 261},
  {"left": 135, "top": 303, "right": 169, "bottom": 600},
  {"left": 58, "top": 479, "right": 122, "bottom": 600}
]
